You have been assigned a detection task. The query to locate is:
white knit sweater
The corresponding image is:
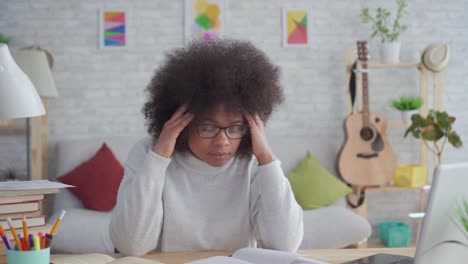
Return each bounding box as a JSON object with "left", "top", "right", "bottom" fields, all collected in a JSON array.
[{"left": 110, "top": 137, "right": 303, "bottom": 256}]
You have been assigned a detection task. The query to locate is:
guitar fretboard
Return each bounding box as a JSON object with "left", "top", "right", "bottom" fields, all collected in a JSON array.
[{"left": 357, "top": 41, "right": 371, "bottom": 128}]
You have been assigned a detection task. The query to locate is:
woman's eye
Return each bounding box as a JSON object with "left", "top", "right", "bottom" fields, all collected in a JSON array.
[
  {"left": 229, "top": 126, "right": 243, "bottom": 132},
  {"left": 201, "top": 125, "right": 217, "bottom": 132}
]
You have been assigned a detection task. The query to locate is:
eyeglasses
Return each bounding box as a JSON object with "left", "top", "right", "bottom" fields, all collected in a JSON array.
[{"left": 195, "top": 124, "right": 248, "bottom": 139}]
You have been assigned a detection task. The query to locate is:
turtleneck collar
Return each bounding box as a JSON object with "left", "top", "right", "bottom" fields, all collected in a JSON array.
[{"left": 174, "top": 151, "right": 236, "bottom": 176}]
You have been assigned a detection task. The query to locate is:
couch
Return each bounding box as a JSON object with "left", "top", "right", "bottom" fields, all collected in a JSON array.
[{"left": 48, "top": 135, "right": 371, "bottom": 253}]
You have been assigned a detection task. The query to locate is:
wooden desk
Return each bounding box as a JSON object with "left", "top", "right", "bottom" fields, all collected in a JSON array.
[
  {"left": 0, "top": 247, "right": 415, "bottom": 264},
  {"left": 136, "top": 248, "right": 415, "bottom": 263}
]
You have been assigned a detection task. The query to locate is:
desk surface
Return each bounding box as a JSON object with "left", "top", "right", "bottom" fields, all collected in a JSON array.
[
  {"left": 144, "top": 248, "right": 415, "bottom": 264},
  {"left": 0, "top": 247, "right": 415, "bottom": 264}
]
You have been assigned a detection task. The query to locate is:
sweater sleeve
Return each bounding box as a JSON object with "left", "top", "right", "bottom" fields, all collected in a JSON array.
[
  {"left": 250, "top": 159, "right": 304, "bottom": 252},
  {"left": 110, "top": 139, "right": 171, "bottom": 256}
]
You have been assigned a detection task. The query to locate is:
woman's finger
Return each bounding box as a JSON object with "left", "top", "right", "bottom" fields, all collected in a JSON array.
[
  {"left": 253, "top": 113, "right": 263, "bottom": 127},
  {"left": 169, "top": 112, "right": 193, "bottom": 129},
  {"left": 168, "top": 103, "right": 189, "bottom": 122},
  {"left": 244, "top": 112, "right": 256, "bottom": 129}
]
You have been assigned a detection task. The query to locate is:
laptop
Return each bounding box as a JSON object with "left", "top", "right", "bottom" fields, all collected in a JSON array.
[{"left": 343, "top": 162, "right": 468, "bottom": 264}]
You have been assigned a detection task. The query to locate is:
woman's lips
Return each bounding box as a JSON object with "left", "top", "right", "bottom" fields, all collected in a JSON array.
[{"left": 209, "top": 152, "right": 230, "bottom": 160}]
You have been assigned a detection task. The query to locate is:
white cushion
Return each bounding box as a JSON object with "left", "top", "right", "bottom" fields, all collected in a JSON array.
[
  {"left": 49, "top": 209, "right": 115, "bottom": 253},
  {"left": 52, "top": 136, "right": 142, "bottom": 213},
  {"left": 299, "top": 206, "right": 371, "bottom": 249},
  {"left": 50, "top": 136, "right": 142, "bottom": 254}
]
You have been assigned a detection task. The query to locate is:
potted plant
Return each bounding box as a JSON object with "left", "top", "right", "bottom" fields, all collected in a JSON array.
[
  {"left": 391, "top": 95, "right": 423, "bottom": 124},
  {"left": 361, "top": 0, "right": 409, "bottom": 63},
  {"left": 404, "top": 110, "right": 463, "bottom": 164}
]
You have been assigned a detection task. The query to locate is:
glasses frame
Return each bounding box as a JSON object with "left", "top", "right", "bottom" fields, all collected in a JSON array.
[{"left": 195, "top": 124, "right": 248, "bottom": 139}]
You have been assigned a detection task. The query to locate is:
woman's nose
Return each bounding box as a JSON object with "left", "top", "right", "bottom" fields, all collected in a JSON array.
[{"left": 212, "top": 129, "right": 230, "bottom": 146}]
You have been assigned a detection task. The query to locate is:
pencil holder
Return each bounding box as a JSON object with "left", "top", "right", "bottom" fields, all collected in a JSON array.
[{"left": 6, "top": 247, "right": 50, "bottom": 264}]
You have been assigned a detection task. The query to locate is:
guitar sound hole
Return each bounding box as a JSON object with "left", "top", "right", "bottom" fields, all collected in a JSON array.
[{"left": 360, "top": 127, "right": 374, "bottom": 141}]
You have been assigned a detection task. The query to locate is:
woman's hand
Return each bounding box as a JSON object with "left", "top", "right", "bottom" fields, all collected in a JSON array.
[
  {"left": 152, "top": 104, "right": 194, "bottom": 158},
  {"left": 244, "top": 113, "right": 275, "bottom": 165}
]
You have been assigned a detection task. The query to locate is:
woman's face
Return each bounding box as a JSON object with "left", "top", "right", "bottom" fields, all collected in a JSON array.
[{"left": 187, "top": 104, "right": 246, "bottom": 167}]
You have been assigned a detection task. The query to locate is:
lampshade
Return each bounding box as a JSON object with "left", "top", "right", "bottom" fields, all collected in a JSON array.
[
  {"left": 0, "top": 44, "right": 45, "bottom": 118},
  {"left": 15, "top": 48, "right": 58, "bottom": 98}
]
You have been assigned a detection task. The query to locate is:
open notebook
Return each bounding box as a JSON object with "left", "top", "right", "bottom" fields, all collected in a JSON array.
[
  {"left": 50, "top": 248, "right": 328, "bottom": 264},
  {"left": 186, "top": 248, "right": 330, "bottom": 264},
  {"left": 50, "top": 253, "right": 163, "bottom": 264}
]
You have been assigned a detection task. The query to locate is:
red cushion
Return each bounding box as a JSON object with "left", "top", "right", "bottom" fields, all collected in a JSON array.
[{"left": 58, "top": 143, "right": 124, "bottom": 211}]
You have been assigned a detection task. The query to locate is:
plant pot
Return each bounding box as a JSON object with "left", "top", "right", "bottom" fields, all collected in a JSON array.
[
  {"left": 380, "top": 42, "right": 401, "bottom": 64},
  {"left": 401, "top": 109, "right": 419, "bottom": 125}
]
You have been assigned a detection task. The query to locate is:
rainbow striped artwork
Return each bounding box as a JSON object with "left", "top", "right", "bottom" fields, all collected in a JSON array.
[
  {"left": 185, "top": 0, "right": 225, "bottom": 42},
  {"left": 100, "top": 10, "right": 127, "bottom": 48},
  {"left": 282, "top": 8, "right": 311, "bottom": 47}
]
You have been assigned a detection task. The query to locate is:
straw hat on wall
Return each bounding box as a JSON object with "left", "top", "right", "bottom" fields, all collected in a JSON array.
[{"left": 421, "top": 43, "right": 450, "bottom": 72}]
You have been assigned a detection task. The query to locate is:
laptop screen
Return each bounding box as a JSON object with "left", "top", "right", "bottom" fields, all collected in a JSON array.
[{"left": 414, "top": 163, "right": 468, "bottom": 264}]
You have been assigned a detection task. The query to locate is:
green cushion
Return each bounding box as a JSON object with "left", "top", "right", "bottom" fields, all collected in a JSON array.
[{"left": 287, "top": 151, "right": 352, "bottom": 210}]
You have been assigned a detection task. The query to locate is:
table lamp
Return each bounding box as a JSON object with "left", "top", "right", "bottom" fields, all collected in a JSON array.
[
  {"left": 0, "top": 43, "right": 45, "bottom": 118},
  {"left": 14, "top": 46, "right": 58, "bottom": 181},
  {"left": 0, "top": 43, "right": 46, "bottom": 181},
  {"left": 15, "top": 46, "right": 58, "bottom": 98}
]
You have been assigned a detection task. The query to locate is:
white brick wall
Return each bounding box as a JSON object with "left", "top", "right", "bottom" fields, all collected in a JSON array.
[{"left": 1, "top": 0, "right": 467, "bottom": 243}]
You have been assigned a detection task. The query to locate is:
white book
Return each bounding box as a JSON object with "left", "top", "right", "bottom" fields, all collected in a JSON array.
[
  {"left": 186, "top": 248, "right": 330, "bottom": 264},
  {"left": 0, "top": 194, "right": 44, "bottom": 204},
  {"left": 0, "top": 202, "right": 39, "bottom": 214},
  {"left": 0, "top": 180, "right": 73, "bottom": 196}
]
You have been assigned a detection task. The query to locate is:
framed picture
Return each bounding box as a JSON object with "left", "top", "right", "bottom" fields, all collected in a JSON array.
[
  {"left": 282, "top": 8, "right": 311, "bottom": 47},
  {"left": 99, "top": 9, "right": 130, "bottom": 49},
  {"left": 185, "top": 0, "right": 226, "bottom": 42}
]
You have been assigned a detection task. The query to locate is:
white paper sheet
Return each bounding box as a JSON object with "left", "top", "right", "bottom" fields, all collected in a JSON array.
[{"left": 0, "top": 180, "right": 73, "bottom": 190}]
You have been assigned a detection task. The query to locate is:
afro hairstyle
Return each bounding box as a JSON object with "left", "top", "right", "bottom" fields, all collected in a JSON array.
[{"left": 143, "top": 39, "right": 284, "bottom": 156}]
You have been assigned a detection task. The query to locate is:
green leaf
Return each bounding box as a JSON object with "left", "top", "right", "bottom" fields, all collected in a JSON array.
[
  {"left": 449, "top": 116, "right": 456, "bottom": 124},
  {"left": 421, "top": 125, "right": 444, "bottom": 141},
  {"left": 455, "top": 198, "right": 468, "bottom": 233},
  {"left": 448, "top": 131, "right": 463, "bottom": 148},
  {"left": 411, "top": 114, "right": 425, "bottom": 126},
  {"left": 436, "top": 112, "right": 451, "bottom": 130},
  {"left": 404, "top": 124, "right": 417, "bottom": 138},
  {"left": 411, "top": 130, "right": 421, "bottom": 139},
  {"left": 410, "top": 97, "right": 423, "bottom": 109}
]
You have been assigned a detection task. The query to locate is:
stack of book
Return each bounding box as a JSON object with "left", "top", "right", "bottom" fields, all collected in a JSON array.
[{"left": 0, "top": 180, "right": 71, "bottom": 254}]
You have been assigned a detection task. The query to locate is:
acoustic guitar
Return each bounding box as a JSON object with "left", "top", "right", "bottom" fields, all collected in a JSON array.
[{"left": 338, "top": 41, "right": 397, "bottom": 187}]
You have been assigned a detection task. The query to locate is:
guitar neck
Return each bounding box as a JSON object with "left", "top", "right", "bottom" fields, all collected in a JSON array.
[
  {"left": 361, "top": 61, "right": 370, "bottom": 127},
  {"left": 356, "top": 40, "right": 371, "bottom": 128}
]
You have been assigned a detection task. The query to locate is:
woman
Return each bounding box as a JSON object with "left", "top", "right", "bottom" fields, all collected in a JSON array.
[{"left": 110, "top": 39, "right": 303, "bottom": 256}]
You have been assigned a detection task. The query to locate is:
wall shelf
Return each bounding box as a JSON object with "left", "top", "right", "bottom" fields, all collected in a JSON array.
[
  {"left": 367, "top": 63, "right": 420, "bottom": 69},
  {"left": 343, "top": 49, "right": 444, "bottom": 246}
]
